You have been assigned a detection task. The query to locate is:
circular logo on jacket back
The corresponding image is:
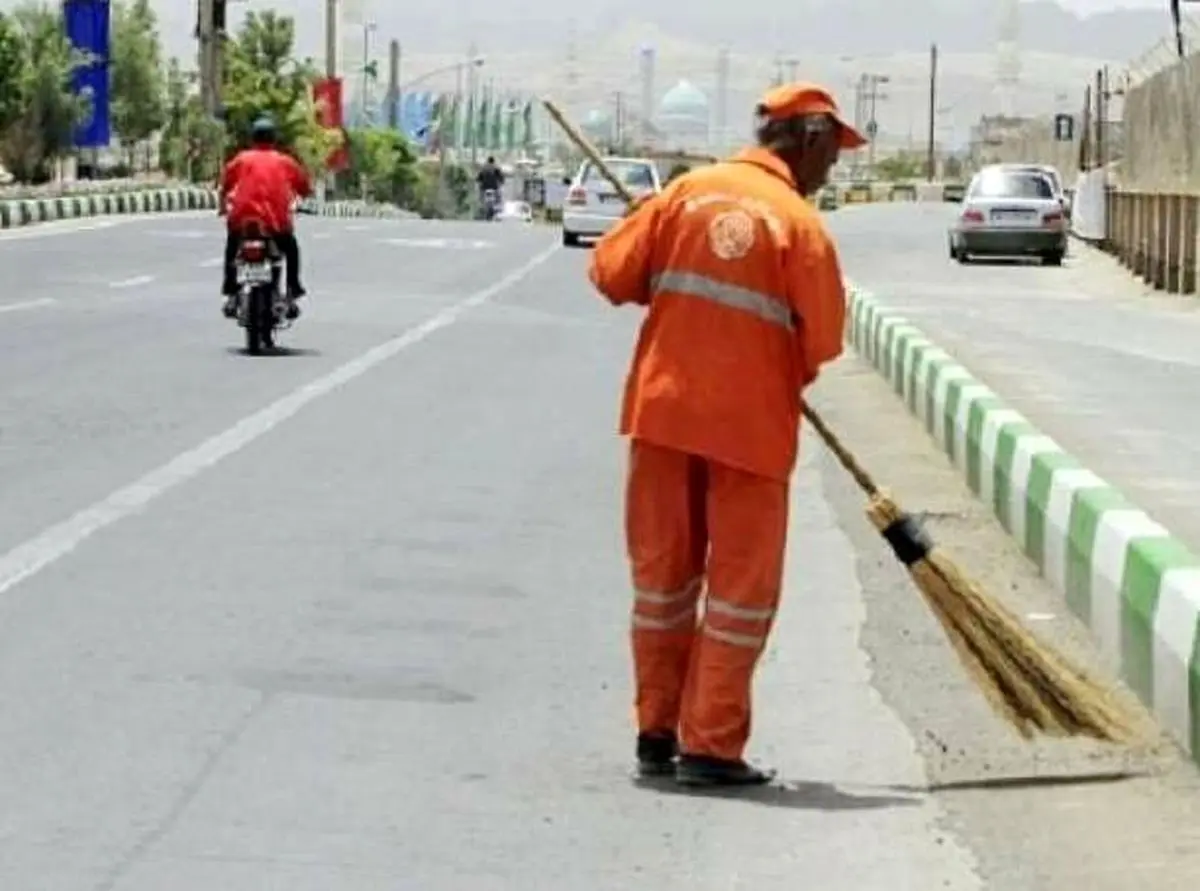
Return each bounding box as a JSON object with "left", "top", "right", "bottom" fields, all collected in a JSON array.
[{"left": 707, "top": 209, "right": 756, "bottom": 260}]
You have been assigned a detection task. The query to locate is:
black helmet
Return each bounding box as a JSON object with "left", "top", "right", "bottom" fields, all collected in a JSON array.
[
  {"left": 250, "top": 115, "right": 277, "bottom": 145},
  {"left": 486, "top": 155, "right": 496, "bottom": 165}
]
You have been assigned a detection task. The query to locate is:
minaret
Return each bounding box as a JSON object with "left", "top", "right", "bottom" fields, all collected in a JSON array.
[
  {"left": 639, "top": 44, "right": 656, "bottom": 148},
  {"left": 714, "top": 46, "right": 729, "bottom": 155}
]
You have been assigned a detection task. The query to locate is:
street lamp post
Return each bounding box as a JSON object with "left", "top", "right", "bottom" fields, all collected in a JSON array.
[{"left": 360, "top": 22, "right": 377, "bottom": 125}]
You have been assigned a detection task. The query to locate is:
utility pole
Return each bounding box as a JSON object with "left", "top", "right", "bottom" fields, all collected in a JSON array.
[
  {"left": 926, "top": 43, "right": 938, "bottom": 182},
  {"left": 851, "top": 74, "right": 865, "bottom": 179},
  {"left": 360, "top": 22, "right": 376, "bottom": 124},
  {"left": 613, "top": 91, "right": 625, "bottom": 149},
  {"left": 196, "top": 0, "right": 225, "bottom": 117},
  {"left": 1094, "top": 67, "right": 1106, "bottom": 171},
  {"left": 387, "top": 39, "right": 401, "bottom": 131},
  {"left": 859, "top": 72, "right": 889, "bottom": 177},
  {"left": 325, "top": 0, "right": 338, "bottom": 78}
]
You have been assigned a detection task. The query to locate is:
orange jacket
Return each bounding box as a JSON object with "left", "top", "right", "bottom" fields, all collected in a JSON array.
[
  {"left": 588, "top": 147, "right": 846, "bottom": 482},
  {"left": 222, "top": 147, "right": 313, "bottom": 234}
]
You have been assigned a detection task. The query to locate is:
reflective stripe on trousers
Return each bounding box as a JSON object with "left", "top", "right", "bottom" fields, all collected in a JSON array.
[
  {"left": 702, "top": 594, "right": 776, "bottom": 648},
  {"left": 633, "top": 584, "right": 776, "bottom": 648},
  {"left": 650, "top": 269, "right": 794, "bottom": 330},
  {"left": 632, "top": 576, "right": 703, "bottom": 630}
]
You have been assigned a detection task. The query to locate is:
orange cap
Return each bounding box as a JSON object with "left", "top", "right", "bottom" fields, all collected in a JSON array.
[{"left": 755, "top": 82, "right": 868, "bottom": 149}]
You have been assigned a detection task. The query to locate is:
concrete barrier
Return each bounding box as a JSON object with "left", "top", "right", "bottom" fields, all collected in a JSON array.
[{"left": 845, "top": 283, "right": 1200, "bottom": 764}]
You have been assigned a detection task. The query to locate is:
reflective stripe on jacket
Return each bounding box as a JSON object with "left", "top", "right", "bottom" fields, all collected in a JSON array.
[{"left": 587, "top": 147, "right": 847, "bottom": 481}]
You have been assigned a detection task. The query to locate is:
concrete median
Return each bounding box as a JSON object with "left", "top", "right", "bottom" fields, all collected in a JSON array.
[
  {"left": 0, "top": 189, "right": 410, "bottom": 229},
  {"left": 844, "top": 283, "right": 1200, "bottom": 764}
]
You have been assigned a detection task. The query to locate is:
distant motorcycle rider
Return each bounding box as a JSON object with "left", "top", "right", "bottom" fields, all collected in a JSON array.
[
  {"left": 476, "top": 155, "right": 505, "bottom": 211},
  {"left": 219, "top": 116, "right": 312, "bottom": 319}
]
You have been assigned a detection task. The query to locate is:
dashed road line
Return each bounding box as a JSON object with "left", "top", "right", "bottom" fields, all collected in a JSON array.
[
  {"left": 0, "top": 298, "right": 56, "bottom": 314},
  {"left": 109, "top": 275, "right": 155, "bottom": 289}
]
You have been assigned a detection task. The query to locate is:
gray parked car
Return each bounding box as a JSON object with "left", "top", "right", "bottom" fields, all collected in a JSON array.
[{"left": 948, "top": 168, "right": 1068, "bottom": 266}]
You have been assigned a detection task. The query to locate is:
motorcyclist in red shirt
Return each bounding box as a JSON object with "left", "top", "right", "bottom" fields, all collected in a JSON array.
[{"left": 219, "top": 116, "right": 312, "bottom": 319}]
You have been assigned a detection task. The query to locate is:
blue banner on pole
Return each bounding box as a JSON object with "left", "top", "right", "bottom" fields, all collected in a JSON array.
[{"left": 63, "top": 0, "right": 112, "bottom": 149}]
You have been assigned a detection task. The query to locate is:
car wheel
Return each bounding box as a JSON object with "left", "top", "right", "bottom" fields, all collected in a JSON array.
[
  {"left": 1042, "top": 251, "right": 1064, "bottom": 266},
  {"left": 948, "top": 241, "right": 958, "bottom": 260},
  {"left": 956, "top": 250, "right": 971, "bottom": 264},
  {"left": 562, "top": 230, "right": 581, "bottom": 248}
]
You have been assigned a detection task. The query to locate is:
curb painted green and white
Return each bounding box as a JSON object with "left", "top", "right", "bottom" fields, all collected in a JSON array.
[
  {"left": 0, "top": 188, "right": 410, "bottom": 229},
  {"left": 846, "top": 284, "right": 1200, "bottom": 762},
  {"left": 0, "top": 187, "right": 219, "bottom": 228}
]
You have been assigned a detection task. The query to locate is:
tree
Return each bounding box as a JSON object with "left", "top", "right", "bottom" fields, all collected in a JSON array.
[
  {"left": 159, "top": 56, "right": 222, "bottom": 182},
  {"left": 109, "top": 0, "right": 166, "bottom": 167},
  {"left": 339, "top": 126, "right": 419, "bottom": 205},
  {"left": 220, "top": 11, "right": 337, "bottom": 173},
  {"left": 0, "top": 12, "right": 27, "bottom": 136},
  {"left": 874, "top": 151, "right": 924, "bottom": 181},
  {"left": 0, "top": 3, "right": 87, "bottom": 183}
]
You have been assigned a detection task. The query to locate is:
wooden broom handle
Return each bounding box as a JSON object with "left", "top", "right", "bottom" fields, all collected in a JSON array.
[
  {"left": 541, "top": 97, "right": 637, "bottom": 204},
  {"left": 543, "top": 97, "right": 878, "bottom": 500},
  {"left": 800, "top": 402, "right": 880, "bottom": 497}
]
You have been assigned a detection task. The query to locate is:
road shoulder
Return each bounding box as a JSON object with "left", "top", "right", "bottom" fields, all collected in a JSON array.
[{"left": 810, "top": 352, "right": 1200, "bottom": 889}]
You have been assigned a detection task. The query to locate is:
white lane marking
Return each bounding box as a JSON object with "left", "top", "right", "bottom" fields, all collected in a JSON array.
[
  {"left": 0, "top": 219, "right": 118, "bottom": 242},
  {"left": 381, "top": 237, "right": 493, "bottom": 249},
  {"left": 199, "top": 257, "right": 224, "bottom": 268},
  {"left": 0, "top": 298, "right": 56, "bottom": 314},
  {"left": 0, "top": 212, "right": 215, "bottom": 244},
  {"left": 0, "top": 241, "right": 560, "bottom": 598},
  {"left": 109, "top": 275, "right": 155, "bottom": 289}
]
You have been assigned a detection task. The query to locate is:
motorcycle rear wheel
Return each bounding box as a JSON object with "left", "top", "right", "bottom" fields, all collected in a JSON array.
[{"left": 244, "top": 286, "right": 275, "bottom": 354}]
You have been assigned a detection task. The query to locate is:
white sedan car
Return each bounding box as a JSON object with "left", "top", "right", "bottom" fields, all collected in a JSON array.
[{"left": 561, "top": 156, "right": 662, "bottom": 247}]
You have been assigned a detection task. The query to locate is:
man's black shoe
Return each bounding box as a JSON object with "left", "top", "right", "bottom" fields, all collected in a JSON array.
[
  {"left": 675, "top": 754, "right": 776, "bottom": 787},
  {"left": 636, "top": 732, "right": 678, "bottom": 777}
]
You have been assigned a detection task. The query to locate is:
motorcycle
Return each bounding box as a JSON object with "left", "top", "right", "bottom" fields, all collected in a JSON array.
[
  {"left": 481, "top": 189, "right": 501, "bottom": 221},
  {"left": 232, "top": 223, "right": 291, "bottom": 354}
]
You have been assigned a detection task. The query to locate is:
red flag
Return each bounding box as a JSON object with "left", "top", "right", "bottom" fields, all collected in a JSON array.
[{"left": 313, "top": 77, "right": 350, "bottom": 171}]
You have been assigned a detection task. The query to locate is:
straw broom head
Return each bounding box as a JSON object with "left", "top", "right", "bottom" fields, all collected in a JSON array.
[{"left": 802, "top": 405, "right": 1142, "bottom": 744}]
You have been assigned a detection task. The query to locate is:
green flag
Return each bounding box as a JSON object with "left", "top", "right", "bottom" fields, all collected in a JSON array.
[
  {"left": 490, "top": 98, "right": 503, "bottom": 149},
  {"left": 451, "top": 94, "right": 463, "bottom": 148},
  {"left": 521, "top": 100, "right": 534, "bottom": 148},
  {"left": 505, "top": 95, "right": 518, "bottom": 150},
  {"left": 476, "top": 92, "right": 490, "bottom": 148},
  {"left": 463, "top": 94, "right": 475, "bottom": 149}
]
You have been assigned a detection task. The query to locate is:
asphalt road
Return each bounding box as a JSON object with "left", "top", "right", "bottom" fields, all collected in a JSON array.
[
  {"left": 2, "top": 212, "right": 1200, "bottom": 889},
  {"left": 827, "top": 203, "right": 1200, "bottom": 550}
]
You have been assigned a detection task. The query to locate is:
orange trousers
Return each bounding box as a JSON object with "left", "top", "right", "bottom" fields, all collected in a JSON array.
[{"left": 625, "top": 439, "right": 789, "bottom": 762}]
